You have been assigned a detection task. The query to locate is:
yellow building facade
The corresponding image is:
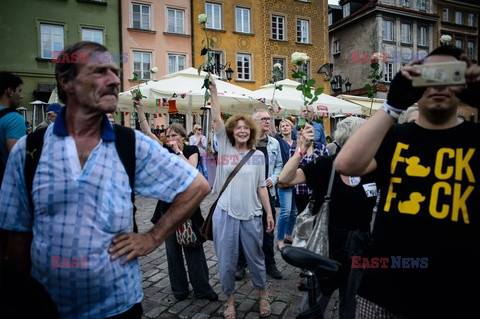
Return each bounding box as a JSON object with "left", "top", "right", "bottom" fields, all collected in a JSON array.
[{"left": 192, "top": 0, "right": 330, "bottom": 93}]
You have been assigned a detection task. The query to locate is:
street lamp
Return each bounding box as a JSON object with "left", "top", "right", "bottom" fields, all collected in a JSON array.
[
  {"left": 330, "top": 75, "right": 352, "bottom": 94},
  {"left": 224, "top": 62, "right": 234, "bottom": 81},
  {"left": 215, "top": 62, "right": 234, "bottom": 81},
  {"left": 345, "top": 78, "right": 352, "bottom": 92}
]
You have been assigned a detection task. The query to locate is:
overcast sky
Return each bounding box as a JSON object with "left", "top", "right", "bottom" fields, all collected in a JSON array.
[{"left": 328, "top": 0, "right": 340, "bottom": 4}]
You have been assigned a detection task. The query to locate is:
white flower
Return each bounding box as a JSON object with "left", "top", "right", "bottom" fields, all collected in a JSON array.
[
  {"left": 440, "top": 35, "right": 452, "bottom": 44},
  {"left": 150, "top": 67, "right": 158, "bottom": 74},
  {"left": 273, "top": 63, "right": 282, "bottom": 71},
  {"left": 198, "top": 14, "right": 208, "bottom": 25},
  {"left": 291, "top": 52, "right": 310, "bottom": 66},
  {"left": 371, "top": 52, "right": 384, "bottom": 62}
]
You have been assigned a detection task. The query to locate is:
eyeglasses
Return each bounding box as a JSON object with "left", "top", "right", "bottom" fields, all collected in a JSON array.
[
  {"left": 166, "top": 133, "right": 179, "bottom": 138},
  {"left": 256, "top": 117, "right": 271, "bottom": 122},
  {"left": 197, "top": 128, "right": 202, "bottom": 131}
]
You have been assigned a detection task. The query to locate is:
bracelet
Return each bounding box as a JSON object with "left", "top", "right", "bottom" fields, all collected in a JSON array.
[
  {"left": 297, "top": 147, "right": 304, "bottom": 157},
  {"left": 382, "top": 101, "right": 401, "bottom": 119},
  {"left": 139, "top": 119, "right": 147, "bottom": 124}
]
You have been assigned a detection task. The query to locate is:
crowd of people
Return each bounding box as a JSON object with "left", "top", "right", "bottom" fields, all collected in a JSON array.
[{"left": 0, "top": 40, "right": 479, "bottom": 319}]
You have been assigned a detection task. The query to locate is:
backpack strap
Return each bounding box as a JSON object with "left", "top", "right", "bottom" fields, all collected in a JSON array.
[
  {"left": 113, "top": 125, "right": 138, "bottom": 233},
  {"left": 0, "top": 108, "right": 20, "bottom": 184},
  {"left": 0, "top": 108, "right": 17, "bottom": 119},
  {"left": 25, "top": 127, "right": 47, "bottom": 212},
  {"left": 24, "top": 125, "right": 138, "bottom": 233}
]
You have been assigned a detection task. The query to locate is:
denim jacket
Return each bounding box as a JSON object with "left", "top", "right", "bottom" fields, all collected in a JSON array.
[{"left": 266, "top": 135, "right": 283, "bottom": 198}]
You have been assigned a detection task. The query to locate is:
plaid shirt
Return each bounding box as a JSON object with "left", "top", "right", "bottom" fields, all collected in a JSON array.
[
  {"left": 289, "top": 142, "right": 327, "bottom": 195},
  {"left": 0, "top": 112, "right": 198, "bottom": 318}
]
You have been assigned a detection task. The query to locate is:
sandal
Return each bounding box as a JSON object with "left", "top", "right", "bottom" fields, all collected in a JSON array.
[
  {"left": 224, "top": 300, "right": 236, "bottom": 319},
  {"left": 259, "top": 294, "right": 271, "bottom": 317}
]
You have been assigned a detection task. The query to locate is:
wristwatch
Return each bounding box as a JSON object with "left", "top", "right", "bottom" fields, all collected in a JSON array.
[{"left": 176, "top": 151, "right": 183, "bottom": 156}]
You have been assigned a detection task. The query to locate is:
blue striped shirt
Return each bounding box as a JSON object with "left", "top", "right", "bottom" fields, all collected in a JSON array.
[{"left": 0, "top": 113, "right": 198, "bottom": 318}]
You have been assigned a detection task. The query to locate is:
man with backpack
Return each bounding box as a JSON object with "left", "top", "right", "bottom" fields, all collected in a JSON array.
[
  {"left": 0, "top": 71, "right": 25, "bottom": 187},
  {"left": 0, "top": 41, "right": 210, "bottom": 318}
]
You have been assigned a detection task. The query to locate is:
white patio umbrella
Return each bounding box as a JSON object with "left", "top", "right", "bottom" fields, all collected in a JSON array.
[
  {"left": 118, "top": 67, "right": 265, "bottom": 114},
  {"left": 251, "top": 79, "right": 362, "bottom": 116}
]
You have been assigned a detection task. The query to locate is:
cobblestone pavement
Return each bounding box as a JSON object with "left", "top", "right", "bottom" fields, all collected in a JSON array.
[{"left": 136, "top": 194, "right": 339, "bottom": 319}]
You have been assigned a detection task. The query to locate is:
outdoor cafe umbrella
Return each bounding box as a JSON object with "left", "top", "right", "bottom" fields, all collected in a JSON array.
[
  {"left": 117, "top": 67, "right": 265, "bottom": 114},
  {"left": 251, "top": 79, "right": 361, "bottom": 116}
]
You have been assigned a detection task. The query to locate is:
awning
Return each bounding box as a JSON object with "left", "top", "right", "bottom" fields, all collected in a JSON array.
[{"left": 336, "top": 94, "right": 385, "bottom": 116}]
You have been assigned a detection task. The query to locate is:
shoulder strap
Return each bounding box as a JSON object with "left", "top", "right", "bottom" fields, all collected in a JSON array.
[
  {"left": 0, "top": 108, "right": 17, "bottom": 119},
  {"left": 25, "top": 127, "right": 48, "bottom": 212},
  {"left": 216, "top": 149, "right": 256, "bottom": 200},
  {"left": 324, "top": 162, "right": 336, "bottom": 200},
  {"left": 24, "top": 125, "right": 138, "bottom": 231},
  {"left": 113, "top": 124, "right": 138, "bottom": 232}
]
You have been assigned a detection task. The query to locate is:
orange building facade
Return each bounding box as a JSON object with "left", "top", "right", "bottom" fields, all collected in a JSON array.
[{"left": 191, "top": 0, "right": 330, "bottom": 93}]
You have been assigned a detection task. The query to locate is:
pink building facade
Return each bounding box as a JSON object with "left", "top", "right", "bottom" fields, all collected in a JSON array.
[{"left": 121, "top": 0, "right": 192, "bottom": 129}]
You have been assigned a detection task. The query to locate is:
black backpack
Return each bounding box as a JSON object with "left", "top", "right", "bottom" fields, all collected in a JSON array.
[
  {"left": 24, "top": 124, "right": 139, "bottom": 232},
  {"left": 0, "top": 108, "right": 20, "bottom": 185}
]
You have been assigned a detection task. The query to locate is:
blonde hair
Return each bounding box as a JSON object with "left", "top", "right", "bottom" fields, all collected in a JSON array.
[
  {"left": 193, "top": 123, "right": 202, "bottom": 131},
  {"left": 279, "top": 119, "right": 294, "bottom": 129}
]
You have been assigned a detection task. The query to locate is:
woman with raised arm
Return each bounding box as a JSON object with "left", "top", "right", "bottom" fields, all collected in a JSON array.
[
  {"left": 134, "top": 99, "right": 217, "bottom": 303},
  {"left": 279, "top": 117, "right": 377, "bottom": 319},
  {"left": 210, "top": 76, "right": 274, "bottom": 319}
]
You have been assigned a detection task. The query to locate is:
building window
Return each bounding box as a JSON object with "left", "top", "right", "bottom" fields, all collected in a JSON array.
[
  {"left": 455, "top": 39, "right": 463, "bottom": 49},
  {"left": 333, "top": 40, "right": 340, "bottom": 54},
  {"left": 468, "top": 13, "right": 475, "bottom": 27},
  {"left": 418, "top": 0, "right": 426, "bottom": 10},
  {"left": 167, "top": 8, "right": 184, "bottom": 34},
  {"left": 343, "top": 3, "right": 350, "bottom": 18},
  {"left": 206, "top": 2, "right": 222, "bottom": 30},
  {"left": 468, "top": 41, "right": 475, "bottom": 60},
  {"left": 168, "top": 54, "right": 186, "bottom": 74},
  {"left": 455, "top": 11, "right": 463, "bottom": 25},
  {"left": 235, "top": 7, "right": 251, "bottom": 33},
  {"left": 297, "top": 19, "right": 309, "bottom": 43},
  {"left": 328, "top": 13, "right": 332, "bottom": 26},
  {"left": 418, "top": 26, "right": 427, "bottom": 46},
  {"left": 297, "top": 61, "right": 310, "bottom": 83},
  {"left": 383, "top": 20, "right": 394, "bottom": 41},
  {"left": 272, "top": 58, "right": 286, "bottom": 81},
  {"left": 402, "top": 0, "right": 410, "bottom": 8},
  {"left": 132, "top": 3, "right": 150, "bottom": 30},
  {"left": 272, "top": 15, "right": 285, "bottom": 40},
  {"left": 401, "top": 23, "right": 412, "bottom": 44},
  {"left": 467, "top": 41, "right": 475, "bottom": 60},
  {"left": 41, "top": 23, "right": 64, "bottom": 59},
  {"left": 133, "top": 51, "right": 151, "bottom": 80},
  {"left": 443, "top": 8, "right": 449, "bottom": 22},
  {"left": 207, "top": 51, "right": 225, "bottom": 78},
  {"left": 81, "top": 27, "right": 103, "bottom": 44},
  {"left": 384, "top": 63, "right": 394, "bottom": 82},
  {"left": 236, "top": 53, "right": 251, "bottom": 80}
]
